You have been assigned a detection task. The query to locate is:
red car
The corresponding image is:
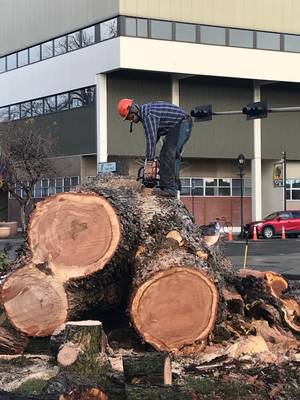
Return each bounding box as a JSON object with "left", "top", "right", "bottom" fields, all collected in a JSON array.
[{"left": 245, "top": 210, "right": 300, "bottom": 239}]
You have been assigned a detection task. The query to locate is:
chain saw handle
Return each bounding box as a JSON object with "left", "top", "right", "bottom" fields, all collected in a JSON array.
[{"left": 137, "top": 159, "right": 159, "bottom": 188}]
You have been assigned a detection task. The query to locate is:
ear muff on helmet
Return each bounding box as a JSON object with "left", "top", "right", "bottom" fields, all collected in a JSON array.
[{"left": 117, "top": 98, "right": 134, "bottom": 120}]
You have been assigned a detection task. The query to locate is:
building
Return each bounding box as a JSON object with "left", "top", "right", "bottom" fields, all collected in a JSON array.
[{"left": 1, "top": 0, "right": 300, "bottom": 229}]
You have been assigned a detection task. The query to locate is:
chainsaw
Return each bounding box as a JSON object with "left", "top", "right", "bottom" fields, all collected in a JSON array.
[{"left": 137, "top": 159, "right": 160, "bottom": 188}]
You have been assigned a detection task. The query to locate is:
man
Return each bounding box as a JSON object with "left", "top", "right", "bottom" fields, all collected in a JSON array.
[{"left": 117, "top": 98, "right": 193, "bottom": 197}]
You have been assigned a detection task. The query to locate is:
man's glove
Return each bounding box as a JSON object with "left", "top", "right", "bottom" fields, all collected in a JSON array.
[{"left": 144, "top": 160, "right": 155, "bottom": 181}]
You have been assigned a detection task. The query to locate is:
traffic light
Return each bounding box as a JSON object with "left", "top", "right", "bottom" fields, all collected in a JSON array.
[
  {"left": 190, "top": 104, "right": 213, "bottom": 122},
  {"left": 242, "top": 101, "right": 268, "bottom": 120}
]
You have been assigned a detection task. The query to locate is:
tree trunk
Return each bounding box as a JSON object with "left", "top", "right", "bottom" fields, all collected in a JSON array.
[{"left": 122, "top": 353, "right": 172, "bottom": 386}]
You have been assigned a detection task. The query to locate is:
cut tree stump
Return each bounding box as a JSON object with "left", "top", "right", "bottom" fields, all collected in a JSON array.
[
  {"left": 122, "top": 352, "right": 172, "bottom": 385},
  {"left": 56, "top": 321, "right": 110, "bottom": 375}
]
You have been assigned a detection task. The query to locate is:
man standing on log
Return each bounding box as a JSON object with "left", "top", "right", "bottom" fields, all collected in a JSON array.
[{"left": 117, "top": 99, "right": 193, "bottom": 197}]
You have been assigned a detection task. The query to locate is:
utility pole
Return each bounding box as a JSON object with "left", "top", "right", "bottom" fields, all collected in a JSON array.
[{"left": 282, "top": 151, "right": 287, "bottom": 211}]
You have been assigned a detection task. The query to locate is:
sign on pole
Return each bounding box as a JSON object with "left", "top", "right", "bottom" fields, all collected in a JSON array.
[
  {"left": 97, "top": 162, "right": 117, "bottom": 174},
  {"left": 273, "top": 161, "right": 284, "bottom": 187}
]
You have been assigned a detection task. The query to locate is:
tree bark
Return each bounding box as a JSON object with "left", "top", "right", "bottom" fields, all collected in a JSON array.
[
  {"left": 0, "top": 326, "right": 29, "bottom": 354},
  {"left": 56, "top": 321, "right": 110, "bottom": 375},
  {"left": 122, "top": 353, "right": 172, "bottom": 385}
]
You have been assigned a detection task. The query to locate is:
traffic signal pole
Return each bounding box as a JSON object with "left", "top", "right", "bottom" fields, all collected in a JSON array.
[{"left": 191, "top": 103, "right": 300, "bottom": 120}]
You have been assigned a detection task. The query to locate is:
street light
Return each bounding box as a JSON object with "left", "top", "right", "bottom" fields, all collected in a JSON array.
[{"left": 237, "top": 154, "right": 246, "bottom": 238}]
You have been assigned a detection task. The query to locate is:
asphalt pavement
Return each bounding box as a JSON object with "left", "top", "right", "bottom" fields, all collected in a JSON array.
[{"left": 224, "top": 237, "right": 300, "bottom": 279}]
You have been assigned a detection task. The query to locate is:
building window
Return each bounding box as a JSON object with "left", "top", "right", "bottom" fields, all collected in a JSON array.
[
  {"left": 0, "top": 86, "right": 96, "bottom": 124},
  {"left": 137, "top": 19, "right": 148, "bottom": 37},
  {"left": 54, "top": 36, "right": 67, "bottom": 56},
  {"left": 6, "top": 53, "right": 17, "bottom": 71},
  {"left": 232, "top": 178, "right": 252, "bottom": 196},
  {"left": 9, "top": 105, "right": 20, "bottom": 120},
  {"left": 257, "top": 31, "right": 280, "bottom": 50},
  {"left": 200, "top": 26, "right": 226, "bottom": 45},
  {"left": 180, "top": 177, "right": 251, "bottom": 196},
  {"left": 150, "top": 20, "right": 172, "bottom": 40},
  {"left": 82, "top": 26, "right": 95, "bottom": 47},
  {"left": 57, "top": 93, "right": 70, "bottom": 111},
  {"left": 287, "top": 179, "right": 300, "bottom": 200},
  {"left": 29, "top": 45, "right": 41, "bottom": 63},
  {"left": 284, "top": 34, "right": 300, "bottom": 53},
  {"left": 42, "top": 41, "right": 54, "bottom": 60},
  {"left": 10, "top": 176, "right": 81, "bottom": 199},
  {"left": 125, "top": 17, "right": 137, "bottom": 36},
  {"left": 68, "top": 31, "right": 81, "bottom": 51},
  {"left": 175, "top": 23, "right": 196, "bottom": 42},
  {"left": 44, "top": 96, "right": 56, "bottom": 114},
  {"left": 0, "top": 107, "right": 9, "bottom": 122},
  {"left": 20, "top": 102, "right": 32, "bottom": 118},
  {"left": 17, "top": 49, "right": 29, "bottom": 67},
  {"left": 0, "top": 57, "right": 5, "bottom": 73},
  {"left": 70, "top": 90, "right": 83, "bottom": 108},
  {"left": 32, "top": 99, "right": 43, "bottom": 116},
  {"left": 100, "top": 18, "right": 118, "bottom": 41},
  {"left": 229, "top": 29, "right": 253, "bottom": 48}
]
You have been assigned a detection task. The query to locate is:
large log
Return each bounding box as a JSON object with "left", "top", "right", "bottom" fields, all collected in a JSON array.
[{"left": 130, "top": 236, "right": 219, "bottom": 353}]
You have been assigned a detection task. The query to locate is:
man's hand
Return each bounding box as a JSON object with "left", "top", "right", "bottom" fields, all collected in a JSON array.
[{"left": 144, "top": 160, "right": 154, "bottom": 180}]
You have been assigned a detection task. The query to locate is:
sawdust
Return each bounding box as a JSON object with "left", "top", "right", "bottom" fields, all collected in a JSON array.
[{"left": 0, "top": 355, "right": 58, "bottom": 391}]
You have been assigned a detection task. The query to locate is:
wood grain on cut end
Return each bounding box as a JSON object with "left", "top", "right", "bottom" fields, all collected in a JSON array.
[
  {"left": 28, "top": 192, "right": 121, "bottom": 281},
  {"left": 2, "top": 265, "right": 67, "bottom": 336},
  {"left": 59, "top": 388, "right": 108, "bottom": 400},
  {"left": 131, "top": 267, "right": 218, "bottom": 352}
]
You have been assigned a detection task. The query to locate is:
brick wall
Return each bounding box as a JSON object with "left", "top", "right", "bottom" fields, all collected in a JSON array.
[{"left": 181, "top": 196, "right": 252, "bottom": 226}]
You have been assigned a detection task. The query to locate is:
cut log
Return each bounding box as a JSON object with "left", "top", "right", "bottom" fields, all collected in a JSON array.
[
  {"left": 122, "top": 353, "right": 172, "bottom": 385},
  {"left": 59, "top": 388, "right": 108, "bottom": 400},
  {"left": 28, "top": 190, "right": 138, "bottom": 282},
  {"left": 1, "top": 265, "right": 68, "bottom": 336},
  {"left": 130, "top": 237, "right": 219, "bottom": 353},
  {"left": 0, "top": 326, "right": 29, "bottom": 354},
  {"left": 56, "top": 321, "right": 110, "bottom": 375}
]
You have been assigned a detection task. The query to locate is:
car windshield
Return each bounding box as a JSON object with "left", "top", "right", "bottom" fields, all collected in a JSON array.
[{"left": 264, "top": 212, "right": 278, "bottom": 221}]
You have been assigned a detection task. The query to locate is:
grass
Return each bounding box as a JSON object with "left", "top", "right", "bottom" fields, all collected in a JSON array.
[
  {"left": 13, "top": 378, "right": 48, "bottom": 395},
  {"left": 185, "top": 376, "right": 266, "bottom": 400}
]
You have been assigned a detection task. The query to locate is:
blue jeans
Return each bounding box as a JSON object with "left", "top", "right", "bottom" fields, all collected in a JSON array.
[{"left": 159, "top": 118, "right": 193, "bottom": 193}]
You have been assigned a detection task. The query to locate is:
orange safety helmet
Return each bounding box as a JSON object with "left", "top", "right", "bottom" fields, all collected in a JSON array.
[{"left": 117, "top": 98, "right": 134, "bottom": 120}]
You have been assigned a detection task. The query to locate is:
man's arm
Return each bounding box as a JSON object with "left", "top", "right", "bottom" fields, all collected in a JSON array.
[{"left": 142, "top": 114, "right": 159, "bottom": 160}]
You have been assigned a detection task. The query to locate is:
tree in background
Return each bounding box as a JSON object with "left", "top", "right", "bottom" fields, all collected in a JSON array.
[{"left": 0, "top": 119, "right": 56, "bottom": 232}]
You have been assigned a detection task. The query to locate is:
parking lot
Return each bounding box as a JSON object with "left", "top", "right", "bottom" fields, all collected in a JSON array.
[{"left": 224, "top": 237, "right": 300, "bottom": 279}]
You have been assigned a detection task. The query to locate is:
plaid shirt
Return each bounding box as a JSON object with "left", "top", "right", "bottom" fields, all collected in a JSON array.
[{"left": 140, "top": 102, "right": 187, "bottom": 160}]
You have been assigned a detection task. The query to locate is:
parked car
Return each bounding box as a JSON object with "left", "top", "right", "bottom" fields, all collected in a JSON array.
[{"left": 244, "top": 210, "right": 300, "bottom": 239}]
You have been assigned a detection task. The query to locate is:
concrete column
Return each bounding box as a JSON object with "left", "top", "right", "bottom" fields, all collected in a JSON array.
[
  {"left": 251, "top": 83, "right": 262, "bottom": 220},
  {"left": 96, "top": 73, "right": 108, "bottom": 165},
  {"left": 172, "top": 78, "right": 180, "bottom": 106}
]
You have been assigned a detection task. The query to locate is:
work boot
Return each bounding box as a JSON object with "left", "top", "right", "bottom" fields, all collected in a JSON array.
[{"left": 153, "top": 188, "right": 177, "bottom": 198}]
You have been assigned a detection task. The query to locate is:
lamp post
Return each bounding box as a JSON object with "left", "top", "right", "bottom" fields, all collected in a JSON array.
[
  {"left": 282, "top": 151, "right": 287, "bottom": 211},
  {"left": 237, "top": 154, "right": 245, "bottom": 238}
]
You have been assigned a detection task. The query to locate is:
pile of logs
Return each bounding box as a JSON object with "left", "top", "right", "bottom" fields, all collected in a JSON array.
[{"left": 0, "top": 176, "right": 299, "bottom": 378}]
